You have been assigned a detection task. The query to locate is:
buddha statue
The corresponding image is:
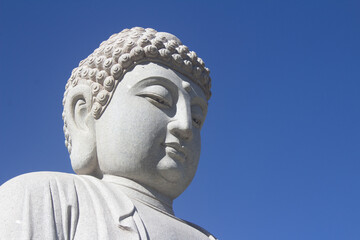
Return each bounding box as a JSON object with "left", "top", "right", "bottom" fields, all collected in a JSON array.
[{"left": 0, "top": 27, "right": 216, "bottom": 240}]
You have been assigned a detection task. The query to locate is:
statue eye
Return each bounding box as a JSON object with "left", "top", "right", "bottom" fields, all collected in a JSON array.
[
  {"left": 191, "top": 112, "right": 204, "bottom": 128},
  {"left": 192, "top": 117, "right": 202, "bottom": 128},
  {"left": 142, "top": 94, "right": 171, "bottom": 108},
  {"left": 151, "top": 96, "right": 166, "bottom": 105},
  {"left": 137, "top": 85, "right": 173, "bottom": 108},
  {"left": 191, "top": 105, "right": 204, "bottom": 128}
]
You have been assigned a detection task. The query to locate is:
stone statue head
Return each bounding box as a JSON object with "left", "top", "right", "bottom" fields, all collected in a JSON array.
[{"left": 62, "top": 27, "right": 212, "bottom": 199}]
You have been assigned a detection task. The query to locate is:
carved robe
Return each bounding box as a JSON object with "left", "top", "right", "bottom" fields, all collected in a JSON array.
[{"left": 0, "top": 172, "right": 216, "bottom": 240}]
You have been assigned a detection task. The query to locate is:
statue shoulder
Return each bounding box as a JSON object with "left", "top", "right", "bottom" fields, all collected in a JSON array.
[
  {"left": 0, "top": 172, "right": 85, "bottom": 239},
  {"left": 0, "top": 171, "right": 79, "bottom": 194},
  {"left": 0, "top": 171, "right": 105, "bottom": 211},
  {"left": 183, "top": 219, "right": 218, "bottom": 240}
]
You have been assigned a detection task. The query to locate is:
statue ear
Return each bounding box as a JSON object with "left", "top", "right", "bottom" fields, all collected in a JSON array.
[{"left": 64, "top": 85, "right": 102, "bottom": 178}]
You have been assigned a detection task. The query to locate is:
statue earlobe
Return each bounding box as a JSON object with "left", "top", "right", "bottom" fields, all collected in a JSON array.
[{"left": 64, "top": 84, "right": 102, "bottom": 178}]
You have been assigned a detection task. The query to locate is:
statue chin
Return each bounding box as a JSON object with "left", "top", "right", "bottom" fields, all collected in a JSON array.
[{"left": 157, "top": 158, "right": 185, "bottom": 183}]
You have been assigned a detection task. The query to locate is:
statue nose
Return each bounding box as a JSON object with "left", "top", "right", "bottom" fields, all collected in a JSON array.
[{"left": 168, "top": 105, "right": 193, "bottom": 141}]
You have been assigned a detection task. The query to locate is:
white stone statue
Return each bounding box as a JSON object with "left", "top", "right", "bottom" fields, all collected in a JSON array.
[{"left": 0, "top": 27, "right": 216, "bottom": 240}]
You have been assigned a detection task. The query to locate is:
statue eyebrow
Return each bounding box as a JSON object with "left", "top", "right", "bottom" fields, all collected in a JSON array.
[
  {"left": 133, "top": 77, "right": 177, "bottom": 93},
  {"left": 130, "top": 76, "right": 179, "bottom": 104}
]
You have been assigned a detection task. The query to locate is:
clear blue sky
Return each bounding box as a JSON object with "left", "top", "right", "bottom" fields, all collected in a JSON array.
[{"left": 1, "top": 0, "right": 359, "bottom": 239}]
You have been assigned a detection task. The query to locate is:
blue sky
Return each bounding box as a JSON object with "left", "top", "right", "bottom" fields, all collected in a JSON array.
[{"left": 1, "top": 0, "right": 359, "bottom": 239}]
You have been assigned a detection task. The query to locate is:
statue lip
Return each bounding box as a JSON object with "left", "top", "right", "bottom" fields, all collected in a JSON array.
[{"left": 164, "top": 142, "right": 188, "bottom": 163}]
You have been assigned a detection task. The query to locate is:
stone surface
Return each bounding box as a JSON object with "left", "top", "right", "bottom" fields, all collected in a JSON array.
[{"left": 0, "top": 27, "right": 216, "bottom": 240}]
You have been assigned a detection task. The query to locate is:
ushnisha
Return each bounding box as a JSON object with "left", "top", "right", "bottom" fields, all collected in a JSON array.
[{"left": 0, "top": 27, "right": 216, "bottom": 240}]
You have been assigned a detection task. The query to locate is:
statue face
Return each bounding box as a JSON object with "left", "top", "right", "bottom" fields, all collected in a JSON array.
[{"left": 95, "top": 62, "right": 208, "bottom": 199}]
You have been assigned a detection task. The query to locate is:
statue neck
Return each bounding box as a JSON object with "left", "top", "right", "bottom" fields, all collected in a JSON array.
[{"left": 102, "top": 175, "right": 174, "bottom": 215}]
